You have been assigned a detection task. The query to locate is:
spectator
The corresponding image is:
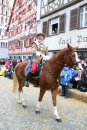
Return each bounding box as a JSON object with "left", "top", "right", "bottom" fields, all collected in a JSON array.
[
  {"left": 70, "top": 68, "right": 78, "bottom": 89},
  {"left": 60, "top": 65, "right": 72, "bottom": 98},
  {"left": 5, "top": 59, "right": 10, "bottom": 69},
  {"left": 80, "top": 65, "right": 87, "bottom": 92},
  {"left": 75, "top": 67, "right": 82, "bottom": 90},
  {"left": 81, "top": 60, "right": 86, "bottom": 69},
  {"left": 52, "top": 28, "right": 57, "bottom": 34},
  {"left": 12, "top": 59, "right": 17, "bottom": 71}
]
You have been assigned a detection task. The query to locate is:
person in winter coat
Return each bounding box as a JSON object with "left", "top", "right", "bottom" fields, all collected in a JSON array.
[
  {"left": 70, "top": 68, "right": 78, "bottom": 89},
  {"left": 60, "top": 65, "right": 72, "bottom": 98},
  {"left": 80, "top": 65, "right": 87, "bottom": 92}
]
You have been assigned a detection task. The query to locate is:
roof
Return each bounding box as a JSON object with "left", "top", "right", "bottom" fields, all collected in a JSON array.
[
  {"left": 7, "top": 0, "right": 37, "bottom": 32},
  {"left": 7, "top": 0, "right": 16, "bottom": 32}
]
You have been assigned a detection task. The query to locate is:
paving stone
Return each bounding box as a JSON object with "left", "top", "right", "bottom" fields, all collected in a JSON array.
[{"left": 0, "top": 76, "right": 87, "bottom": 130}]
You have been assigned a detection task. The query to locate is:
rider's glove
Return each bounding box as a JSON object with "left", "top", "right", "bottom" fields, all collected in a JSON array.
[
  {"left": 41, "top": 54, "right": 50, "bottom": 60},
  {"left": 36, "top": 51, "right": 42, "bottom": 56}
]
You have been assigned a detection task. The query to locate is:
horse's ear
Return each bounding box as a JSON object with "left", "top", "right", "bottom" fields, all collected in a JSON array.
[
  {"left": 67, "top": 43, "right": 72, "bottom": 49},
  {"left": 67, "top": 43, "right": 78, "bottom": 50}
]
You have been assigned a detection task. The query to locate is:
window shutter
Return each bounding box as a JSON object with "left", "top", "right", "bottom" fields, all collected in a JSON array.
[
  {"left": 70, "top": 8, "right": 78, "bottom": 30},
  {"left": 60, "top": 13, "right": 66, "bottom": 33},
  {"left": 29, "top": 37, "right": 33, "bottom": 47},
  {"left": 42, "top": 21, "right": 47, "bottom": 36}
]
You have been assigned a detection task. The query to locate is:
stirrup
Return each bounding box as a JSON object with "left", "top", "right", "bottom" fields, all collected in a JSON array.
[{"left": 24, "top": 81, "right": 29, "bottom": 87}]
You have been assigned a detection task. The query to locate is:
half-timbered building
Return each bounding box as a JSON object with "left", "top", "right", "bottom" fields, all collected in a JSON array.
[
  {"left": 37, "top": 0, "right": 87, "bottom": 59},
  {"left": 7, "top": 0, "right": 37, "bottom": 60}
]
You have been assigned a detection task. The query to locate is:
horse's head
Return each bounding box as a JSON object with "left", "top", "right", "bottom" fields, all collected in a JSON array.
[{"left": 64, "top": 44, "right": 83, "bottom": 70}]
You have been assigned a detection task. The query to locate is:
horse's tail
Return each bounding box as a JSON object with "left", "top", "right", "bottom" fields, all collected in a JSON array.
[{"left": 13, "top": 71, "right": 18, "bottom": 93}]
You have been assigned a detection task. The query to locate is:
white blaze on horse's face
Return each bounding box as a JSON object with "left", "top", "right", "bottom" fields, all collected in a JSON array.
[{"left": 75, "top": 52, "right": 83, "bottom": 70}]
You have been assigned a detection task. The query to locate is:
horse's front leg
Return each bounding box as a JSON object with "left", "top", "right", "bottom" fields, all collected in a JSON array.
[
  {"left": 36, "top": 88, "right": 46, "bottom": 114},
  {"left": 51, "top": 88, "right": 62, "bottom": 122}
]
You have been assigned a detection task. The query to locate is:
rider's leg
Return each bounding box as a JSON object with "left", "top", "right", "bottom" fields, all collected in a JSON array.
[
  {"left": 24, "top": 72, "right": 33, "bottom": 87},
  {"left": 24, "top": 61, "right": 38, "bottom": 87}
]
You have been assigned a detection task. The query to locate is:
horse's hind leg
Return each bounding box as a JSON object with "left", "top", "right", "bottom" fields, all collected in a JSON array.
[
  {"left": 18, "top": 79, "right": 26, "bottom": 108},
  {"left": 51, "top": 88, "right": 62, "bottom": 122},
  {"left": 36, "top": 88, "right": 46, "bottom": 114}
]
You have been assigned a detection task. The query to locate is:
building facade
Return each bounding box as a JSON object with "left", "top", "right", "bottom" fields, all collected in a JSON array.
[
  {"left": 0, "top": 0, "right": 11, "bottom": 58},
  {"left": 37, "top": 0, "right": 87, "bottom": 58},
  {"left": 7, "top": 0, "right": 37, "bottom": 60}
]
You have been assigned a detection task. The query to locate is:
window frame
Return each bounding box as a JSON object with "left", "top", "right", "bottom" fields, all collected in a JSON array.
[
  {"left": 80, "top": 4, "right": 87, "bottom": 29},
  {"left": 48, "top": 16, "right": 60, "bottom": 36}
]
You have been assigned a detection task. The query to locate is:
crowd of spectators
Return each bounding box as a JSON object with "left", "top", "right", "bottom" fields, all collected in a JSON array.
[
  {"left": 60, "top": 58, "right": 87, "bottom": 98},
  {"left": 0, "top": 58, "right": 29, "bottom": 79},
  {"left": 0, "top": 53, "right": 87, "bottom": 95}
]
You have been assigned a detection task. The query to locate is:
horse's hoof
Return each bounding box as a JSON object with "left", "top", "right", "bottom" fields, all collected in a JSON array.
[
  {"left": 23, "top": 105, "right": 27, "bottom": 108},
  {"left": 18, "top": 100, "right": 22, "bottom": 104},
  {"left": 56, "top": 119, "right": 62, "bottom": 122},
  {"left": 36, "top": 110, "right": 40, "bottom": 114}
]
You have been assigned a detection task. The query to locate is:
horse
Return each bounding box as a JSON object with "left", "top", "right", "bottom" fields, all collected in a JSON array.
[{"left": 13, "top": 44, "right": 82, "bottom": 122}]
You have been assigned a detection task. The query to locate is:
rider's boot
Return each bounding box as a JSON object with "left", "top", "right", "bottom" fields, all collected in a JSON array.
[{"left": 24, "top": 72, "right": 33, "bottom": 87}]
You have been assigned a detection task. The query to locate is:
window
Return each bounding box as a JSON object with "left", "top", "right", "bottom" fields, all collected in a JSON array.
[
  {"left": 18, "top": 26, "right": 22, "bottom": 33},
  {"left": 5, "top": 18, "right": 7, "bottom": 23},
  {"left": 6, "top": 43, "right": 7, "bottom": 47},
  {"left": 43, "top": 13, "right": 66, "bottom": 36},
  {"left": 6, "top": 10, "right": 7, "bottom": 15},
  {"left": 18, "top": 41, "right": 20, "bottom": 48},
  {"left": 2, "top": 7, "right": 3, "bottom": 14},
  {"left": 0, "top": 29, "right": 1, "bottom": 35},
  {"left": 70, "top": 8, "right": 78, "bottom": 30},
  {"left": 13, "top": 29, "right": 16, "bottom": 35},
  {"left": 24, "top": 39, "right": 30, "bottom": 47},
  {"left": 1, "top": 42, "right": 3, "bottom": 47},
  {"left": 26, "top": 39, "right": 29, "bottom": 47},
  {"left": 80, "top": 5, "right": 87, "bottom": 28},
  {"left": 49, "top": 17, "right": 59, "bottom": 35},
  {"left": 28, "top": 4, "right": 32, "bottom": 11},
  {"left": 1, "top": 17, "right": 3, "bottom": 23}
]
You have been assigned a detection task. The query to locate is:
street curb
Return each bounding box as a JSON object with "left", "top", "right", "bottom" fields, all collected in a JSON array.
[{"left": 58, "top": 86, "right": 87, "bottom": 103}]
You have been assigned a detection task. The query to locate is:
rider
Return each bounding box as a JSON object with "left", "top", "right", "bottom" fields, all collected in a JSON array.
[{"left": 24, "top": 33, "right": 50, "bottom": 87}]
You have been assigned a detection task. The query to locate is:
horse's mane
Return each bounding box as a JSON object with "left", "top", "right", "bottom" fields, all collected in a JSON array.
[{"left": 51, "top": 47, "right": 68, "bottom": 60}]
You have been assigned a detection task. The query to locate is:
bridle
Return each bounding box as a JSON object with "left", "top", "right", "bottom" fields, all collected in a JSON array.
[
  {"left": 64, "top": 50, "right": 81, "bottom": 67},
  {"left": 44, "top": 50, "right": 80, "bottom": 85}
]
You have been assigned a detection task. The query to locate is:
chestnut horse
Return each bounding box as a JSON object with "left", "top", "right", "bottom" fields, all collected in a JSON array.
[{"left": 13, "top": 44, "right": 82, "bottom": 122}]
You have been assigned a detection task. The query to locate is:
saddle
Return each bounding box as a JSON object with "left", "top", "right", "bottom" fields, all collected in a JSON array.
[
  {"left": 25, "top": 62, "right": 42, "bottom": 77},
  {"left": 32, "top": 63, "right": 42, "bottom": 77}
]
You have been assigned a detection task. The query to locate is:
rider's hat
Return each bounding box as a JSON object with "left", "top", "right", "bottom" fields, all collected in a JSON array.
[{"left": 36, "top": 33, "right": 46, "bottom": 39}]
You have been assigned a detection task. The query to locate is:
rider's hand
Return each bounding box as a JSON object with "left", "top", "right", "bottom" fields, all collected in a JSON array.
[
  {"left": 36, "top": 51, "right": 42, "bottom": 57},
  {"left": 41, "top": 54, "right": 50, "bottom": 60}
]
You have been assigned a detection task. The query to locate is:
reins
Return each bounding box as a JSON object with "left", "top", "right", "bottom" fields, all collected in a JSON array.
[{"left": 42, "top": 49, "right": 80, "bottom": 87}]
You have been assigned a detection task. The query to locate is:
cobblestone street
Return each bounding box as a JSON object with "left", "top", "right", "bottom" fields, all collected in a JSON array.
[{"left": 0, "top": 76, "right": 87, "bottom": 130}]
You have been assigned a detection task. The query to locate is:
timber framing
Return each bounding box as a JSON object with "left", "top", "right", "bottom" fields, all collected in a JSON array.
[{"left": 40, "top": 0, "right": 83, "bottom": 18}]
